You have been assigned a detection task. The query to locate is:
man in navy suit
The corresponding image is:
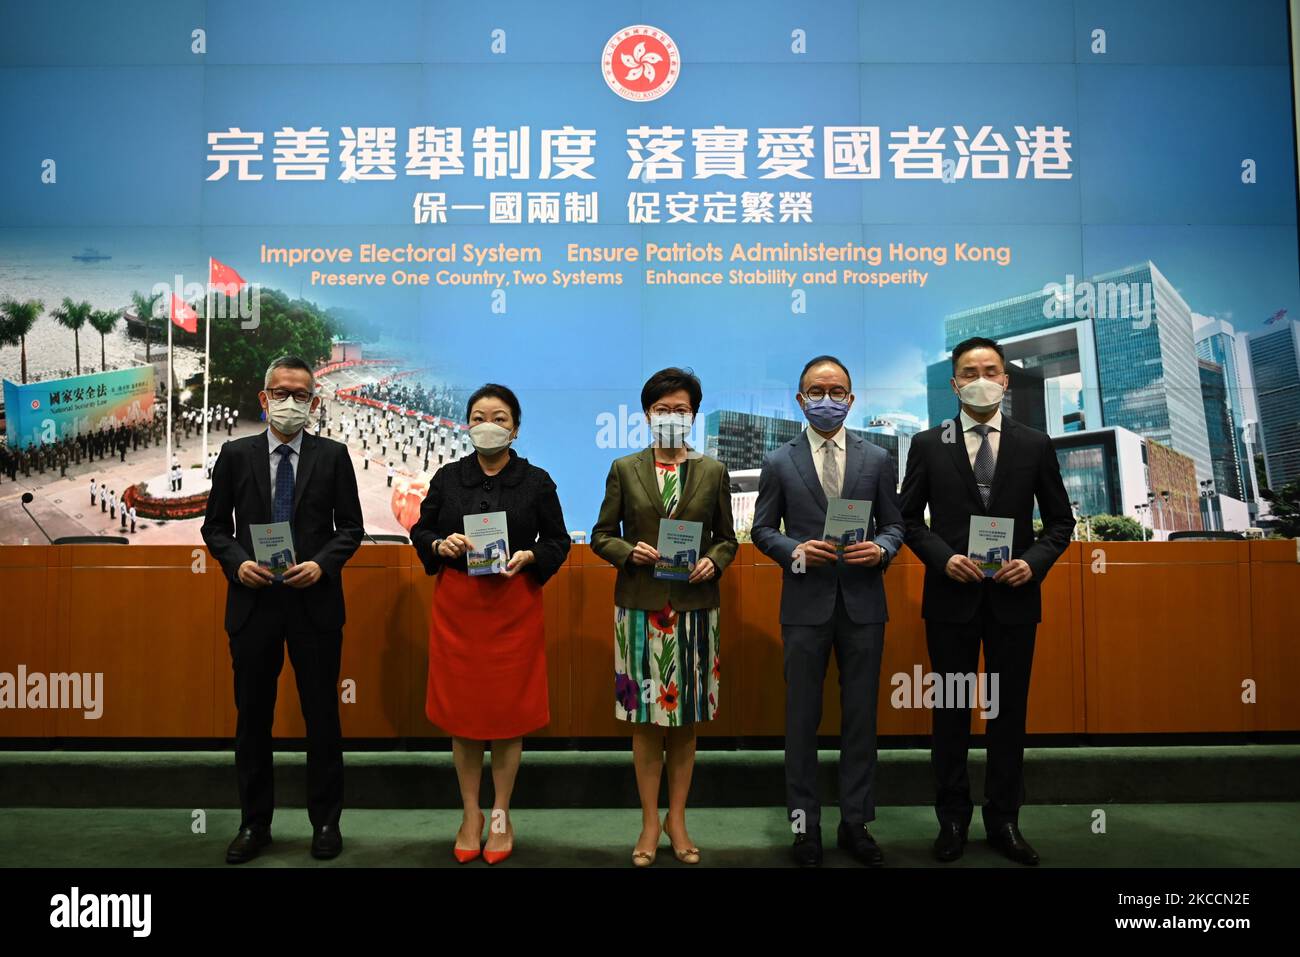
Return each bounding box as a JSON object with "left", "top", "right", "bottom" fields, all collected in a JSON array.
[
  {"left": 901, "top": 337, "right": 1074, "bottom": 865},
  {"left": 201, "top": 355, "right": 364, "bottom": 864},
  {"left": 752, "top": 356, "right": 905, "bottom": 867}
]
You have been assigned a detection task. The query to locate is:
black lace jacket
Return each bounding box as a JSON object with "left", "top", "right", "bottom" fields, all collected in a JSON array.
[{"left": 410, "top": 449, "right": 570, "bottom": 585}]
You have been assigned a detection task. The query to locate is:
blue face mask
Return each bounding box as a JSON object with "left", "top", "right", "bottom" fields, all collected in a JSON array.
[{"left": 801, "top": 395, "right": 850, "bottom": 431}]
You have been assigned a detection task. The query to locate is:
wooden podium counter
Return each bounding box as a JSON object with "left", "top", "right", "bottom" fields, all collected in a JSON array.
[{"left": 1, "top": 541, "right": 1296, "bottom": 738}]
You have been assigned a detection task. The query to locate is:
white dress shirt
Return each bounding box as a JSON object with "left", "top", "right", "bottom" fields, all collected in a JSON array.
[
  {"left": 266, "top": 426, "right": 304, "bottom": 487},
  {"left": 959, "top": 408, "right": 1002, "bottom": 468},
  {"left": 806, "top": 424, "right": 846, "bottom": 498}
]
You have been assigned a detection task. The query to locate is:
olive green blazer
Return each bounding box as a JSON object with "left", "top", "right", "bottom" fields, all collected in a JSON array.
[{"left": 591, "top": 448, "right": 738, "bottom": 611}]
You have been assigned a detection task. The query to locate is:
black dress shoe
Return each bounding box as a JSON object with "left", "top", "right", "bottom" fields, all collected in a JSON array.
[
  {"left": 225, "top": 826, "right": 271, "bottom": 864},
  {"left": 791, "top": 831, "right": 823, "bottom": 867},
  {"left": 836, "top": 821, "right": 884, "bottom": 867},
  {"left": 933, "top": 821, "right": 968, "bottom": 862},
  {"left": 311, "top": 824, "right": 343, "bottom": 860},
  {"left": 986, "top": 822, "right": 1039, "bottom": 865}
]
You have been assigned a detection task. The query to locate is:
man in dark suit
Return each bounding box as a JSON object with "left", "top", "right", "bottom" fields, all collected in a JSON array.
[
  {"left": 752, "top": 356, "right": 906, "bottom": 867},
  {"left": 900, "top": 336, "right": 1074, "bottom": 865},
  {"left": 201, "top": 355, "right": 364, "bottom": 864}
]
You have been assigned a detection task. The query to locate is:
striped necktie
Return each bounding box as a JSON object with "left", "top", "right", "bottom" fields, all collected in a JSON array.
[{"left": 971, "top": 424, "right": 995, "bottom": 508}]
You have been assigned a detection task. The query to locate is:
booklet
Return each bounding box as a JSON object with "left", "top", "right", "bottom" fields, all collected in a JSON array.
[
  {"left": 251, "top": 521, "right": 295, "bottom": 580},
  {"left": 464, "top": 510, "right": 510, "bottom": 575},
  {"left": 968, "top": 516, "right": 1014, "bottom": 577},
  {"left": 823, "top": 498, "right": 873, "bottom": 555},
  {"left": 653, "top": 518, "right": 703, "bottom": 581}
]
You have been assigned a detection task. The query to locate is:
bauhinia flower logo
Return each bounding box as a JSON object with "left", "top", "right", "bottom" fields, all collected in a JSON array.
[
  {"left": 620, "top": 41, "right": 662, "bottom": 83},
  {"left": 602, "top": 25, "right": 680, "bottom": 102}
]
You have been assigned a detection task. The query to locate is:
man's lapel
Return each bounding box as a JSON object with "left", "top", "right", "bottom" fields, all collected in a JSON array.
[
  {"left": 292, "top": 431, "right": 319, "bottom": 517},
  {"left": 792, "top": 431, "right": 829, "bottom": 511},
  {"left": 944, "top": 417, "right": 986, "bottom": 512},
  {"left": 251, "top": 433, "right": 273, "bottom": 522},
  {"left": 986, "top": 415, "right": 1018, "bottom": 511},
  {"left": 843, "top": 431, "right": 865, "bottom": 499}
]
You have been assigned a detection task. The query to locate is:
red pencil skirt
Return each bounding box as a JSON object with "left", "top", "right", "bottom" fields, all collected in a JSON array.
[{"left": 426, "top": 565, "right": 549, "bottom": 740}]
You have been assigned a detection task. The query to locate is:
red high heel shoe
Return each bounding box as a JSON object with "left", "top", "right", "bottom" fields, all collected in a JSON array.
[
  {"left": 453, "top": 812, "right": 485, "bottom": 863},
  {"left": 453, "top": 845, "right": 481, "bottom": 864},
  {"left": 482, "top": 820, "right": 513, "bottom": 865}
]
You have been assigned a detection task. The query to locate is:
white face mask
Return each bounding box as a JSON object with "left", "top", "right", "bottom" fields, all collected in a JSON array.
[
  {"left": 957, "top": 377, "right": 1005, "bottom": 414},
  {"left": 468, "top": 421, "right": 514, "bottom": 454},
  {"left": 649, "top": 412, "right": 693, "bottom": 448},
  {"left": 267, "top": 395, "right": 311, "bottom": 436}
]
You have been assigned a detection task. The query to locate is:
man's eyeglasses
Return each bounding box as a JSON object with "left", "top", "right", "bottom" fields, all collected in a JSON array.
[
  {"left": 267, "top": 388, "right": 313, "bottom": 403},
  {"left": 802, "top": 387, "right": 849, "bottom": 401}
]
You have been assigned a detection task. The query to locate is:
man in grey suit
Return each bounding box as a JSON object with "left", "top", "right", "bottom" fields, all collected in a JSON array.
[{"left": 752, "top": 355, "right": 905, "bottom": 867}]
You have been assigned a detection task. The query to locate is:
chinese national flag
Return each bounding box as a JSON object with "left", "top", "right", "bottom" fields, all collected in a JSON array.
[
  {"left": 209, "top": 257, "right": 247, "bottom": 297},
  {"left": 170, "top": 294, "right": 198, "bottom": 333}
]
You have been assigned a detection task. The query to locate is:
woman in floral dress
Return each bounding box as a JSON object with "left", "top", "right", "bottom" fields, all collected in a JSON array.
[{"left": 592, "top": 368, "right": 737, "bottom": 865}]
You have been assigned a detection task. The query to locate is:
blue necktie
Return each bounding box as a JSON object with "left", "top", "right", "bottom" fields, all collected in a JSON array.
[
  {"left": 272, "top": 444, "right": 295, "bottom": 523},
  {"left": 971, "top": 424, "right": 995, "bottom": 508}
]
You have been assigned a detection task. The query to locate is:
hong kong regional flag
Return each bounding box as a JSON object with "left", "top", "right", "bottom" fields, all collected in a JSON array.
[
  {"left": 209, "top": 257, "right": 247, "bottom": 296},
  {"left": 170, "top": 294, "right": 198, "bottom": 333}
]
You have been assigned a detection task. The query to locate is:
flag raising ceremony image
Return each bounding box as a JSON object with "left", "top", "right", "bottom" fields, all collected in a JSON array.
[{"left": 0, "top": 0, "right": 1296, "bottom": 937}]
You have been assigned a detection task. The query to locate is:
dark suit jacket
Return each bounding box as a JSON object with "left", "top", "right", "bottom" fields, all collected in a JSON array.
[
  {"left": 591, "top": 448, "right": 738, "bottom": 611},
  {"left": 751, "top": 429, "right": 905, "bottom": 626},
  {"left": 201, "top": 430, "right": 365, "bottom": 634},
  {"left": 899, "top": 413, "right": 1075, "bottom": 625}
]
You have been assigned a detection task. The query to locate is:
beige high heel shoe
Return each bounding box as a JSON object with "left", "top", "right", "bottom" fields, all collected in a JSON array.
[
  {"left": 663, "top": 817, "right": 700, "bottom": 864},
  {"left": 631, "top": 846, "right": 657, "bottom": 867},
  {"left": 632, "top": 822, "right": 661, "bottom": 867}
]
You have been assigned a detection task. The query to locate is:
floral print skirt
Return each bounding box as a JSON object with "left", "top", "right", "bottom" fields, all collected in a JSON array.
[{"left": 614, "top": 603, "right": 719, "bottom": 727}]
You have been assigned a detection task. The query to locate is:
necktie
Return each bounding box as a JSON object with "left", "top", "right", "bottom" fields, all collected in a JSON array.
[
  {"left": 821, "top": 439, "right": 840, "bottom": 500},
  {"left": 273, "top": 444, "right": 295, "bottom": 523},
  {"left": 971, "top": 424, "right": 995, "bottom": 508}
]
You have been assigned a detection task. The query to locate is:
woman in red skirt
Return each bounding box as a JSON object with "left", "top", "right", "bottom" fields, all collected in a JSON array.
[{"left": 410, "top": 384, "right": 570, "bottom": 863}]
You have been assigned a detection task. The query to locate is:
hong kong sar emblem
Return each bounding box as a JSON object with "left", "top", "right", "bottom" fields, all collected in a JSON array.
[{"left": 602, "top": 25, "right": 680, "bottom": 101}]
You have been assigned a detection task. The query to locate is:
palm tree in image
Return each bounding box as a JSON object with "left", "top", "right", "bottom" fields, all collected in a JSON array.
[
  {"left": 51, "top": 297, "right": 93, "bottom": 376},
  {"left": 130, "top": 289, "right": 163, "bottom": 363},
  {"left": 0, "top": 297, "right": 44, "bottom": 384},
  {"left": 88, "top": 308, "right": 121, "bottom": 372}
]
